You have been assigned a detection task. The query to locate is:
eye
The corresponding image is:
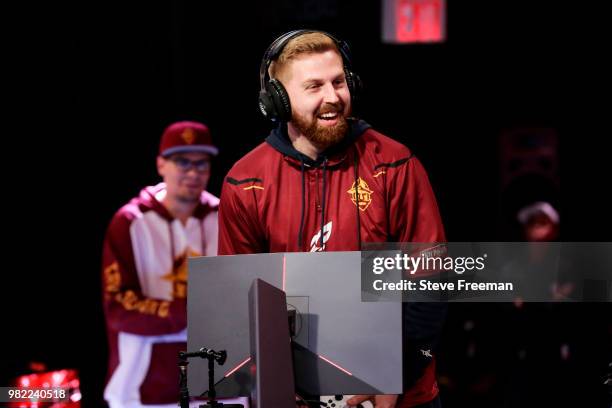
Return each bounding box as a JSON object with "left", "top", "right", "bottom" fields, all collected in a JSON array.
[
  {"left": 194, "top": 160, "right": 210, "bottom": 171},
  {"left": 175, "top": 158, "right": 190, "bottom": 167}
]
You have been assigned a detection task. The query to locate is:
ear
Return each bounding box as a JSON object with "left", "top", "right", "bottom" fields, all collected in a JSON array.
[{"left": 156, "top": 156, "right": 166, "bottom": 177}]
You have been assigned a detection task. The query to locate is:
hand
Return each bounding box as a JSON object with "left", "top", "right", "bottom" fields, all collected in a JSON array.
[{"left": 346, "top": 394, "right": 398, "bottom": 408}]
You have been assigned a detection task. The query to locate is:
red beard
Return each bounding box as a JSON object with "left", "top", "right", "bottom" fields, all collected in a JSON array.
[{"left": 292, "top": 103, "right": 349, "bottom": 151}]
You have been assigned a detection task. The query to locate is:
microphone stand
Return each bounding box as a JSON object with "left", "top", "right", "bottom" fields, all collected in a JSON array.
[
  {"left": 178, "top": 348, "right": 244, "bottom": 408},
  {"left": 178, "top": 354, "right": 190, "bottom": 408}
]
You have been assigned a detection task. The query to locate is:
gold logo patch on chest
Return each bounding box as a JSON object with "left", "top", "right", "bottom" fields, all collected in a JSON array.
[{"left": 347, "top": 177, "right": 373, "bottom": 211}]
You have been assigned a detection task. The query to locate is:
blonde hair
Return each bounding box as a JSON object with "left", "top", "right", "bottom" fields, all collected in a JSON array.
[{"left": 269, "top": 32, "right": 341, "bottom": 82}]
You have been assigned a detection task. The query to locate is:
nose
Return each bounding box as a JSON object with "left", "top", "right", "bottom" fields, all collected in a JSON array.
[
  {"left": 185, "top": 166, "right": 208, "bottom": 178},
  {"left": 322, "top": 82, "right": 340, "bottom": 104},
  {"left": 186, "top": 167, "right": 200, "bottom": 176}
]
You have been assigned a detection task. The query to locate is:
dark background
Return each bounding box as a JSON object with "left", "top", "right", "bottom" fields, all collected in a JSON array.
[{"left": 6, "top": 1, "right": 611, "bottom": 407}]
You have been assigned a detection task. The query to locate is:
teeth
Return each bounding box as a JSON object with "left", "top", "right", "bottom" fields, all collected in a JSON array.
[{"left": 319, "top": 112, "right": 338, "bottom": 119}]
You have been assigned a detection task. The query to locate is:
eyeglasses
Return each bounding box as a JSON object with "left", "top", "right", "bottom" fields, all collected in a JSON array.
[{"left": 167, "top": 156, "right": 211, "bottom": 172}]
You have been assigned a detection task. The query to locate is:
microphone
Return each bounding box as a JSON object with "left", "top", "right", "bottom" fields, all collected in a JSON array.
[{"left": 179, "top": 348, "right": 227, "bottom": 365}]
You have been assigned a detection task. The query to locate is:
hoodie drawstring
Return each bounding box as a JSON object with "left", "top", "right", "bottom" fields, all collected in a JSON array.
[
  {"left": 320, "top": 158, "right": 328, "bottom": 248},
  {"left": 200, "top": 220, "right": 206, "bottom": 255},
  {"left": 353, "top": 149, "right": 362, "bottom": 250},
  {"left": 167, "top": 222, "right": 175, "bottom": 268},
  {"left": 297, "top": 155, "right": 353, "bottom": 251},
  {"left": 297, "top": 159, "right": 306, "bottom": 249}
]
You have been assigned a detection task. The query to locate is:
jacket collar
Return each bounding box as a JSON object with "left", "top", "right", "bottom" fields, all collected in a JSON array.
[{"left": 265, "top": 118, "right": 371, "bottom": 168}]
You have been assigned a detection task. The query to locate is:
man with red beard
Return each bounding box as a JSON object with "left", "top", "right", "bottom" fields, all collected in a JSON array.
[{"left": 219, "top": 31, "right": 446, "bottom": 408}]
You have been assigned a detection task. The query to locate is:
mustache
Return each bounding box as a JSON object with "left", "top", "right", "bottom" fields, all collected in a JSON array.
[{"left": 317, "top": 103, "right": 344, "bottom": 115}]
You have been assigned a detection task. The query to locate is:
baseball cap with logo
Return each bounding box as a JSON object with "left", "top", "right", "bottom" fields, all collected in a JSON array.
[{"left": 159, "top": 121, "right": 219, "bottom": 157}]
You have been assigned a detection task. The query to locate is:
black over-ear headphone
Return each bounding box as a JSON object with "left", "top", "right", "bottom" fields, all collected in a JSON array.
[{"left": 258, "top": 29, "right": 362, "bottom": 122}]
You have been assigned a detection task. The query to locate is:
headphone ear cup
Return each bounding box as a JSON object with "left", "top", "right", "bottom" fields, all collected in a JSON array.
[
  {"left": 268, "top": 79, "right": 292, "bottom": 122},
  {"left": 344, "top": 69, "right": 363, "bottom": 103},
  {"left": 258, "top": 90, "right": 276, "bottom": 120}
]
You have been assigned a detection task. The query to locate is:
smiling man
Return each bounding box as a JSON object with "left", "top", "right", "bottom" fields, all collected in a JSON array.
[
  {"left": 219, "top": 31, "right": 446, "bottom": 408},
  {"left": 274, "top": 45, "right": 351, "bottom": 157},
  {"left": 101, "top": 121, "right": 219, "bottom": 408}
]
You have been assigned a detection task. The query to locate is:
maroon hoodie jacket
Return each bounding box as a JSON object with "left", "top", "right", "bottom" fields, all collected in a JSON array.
[
  {"left": 219, "top": 120, "right": 446, "bottom": 406},
  {"left": 102, "top": 183, "right": 218, "bottom": 408}
]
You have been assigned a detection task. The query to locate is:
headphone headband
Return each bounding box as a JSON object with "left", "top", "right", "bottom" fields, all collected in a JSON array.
[{"left": 259, "top": 30, "right": 353, "bottom": 90}]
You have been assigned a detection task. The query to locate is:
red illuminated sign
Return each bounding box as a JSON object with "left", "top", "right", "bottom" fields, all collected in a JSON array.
[{"left": 389, "top": 0, "right": 445, "bottom": 43}]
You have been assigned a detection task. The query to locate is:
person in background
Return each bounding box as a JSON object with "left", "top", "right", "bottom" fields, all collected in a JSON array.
[
  {"left": 101, "top": 121, "right": 219, "bottom": 408},
  {"left": 517, "top": 201, "right": 560, "bottom": 242}
]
